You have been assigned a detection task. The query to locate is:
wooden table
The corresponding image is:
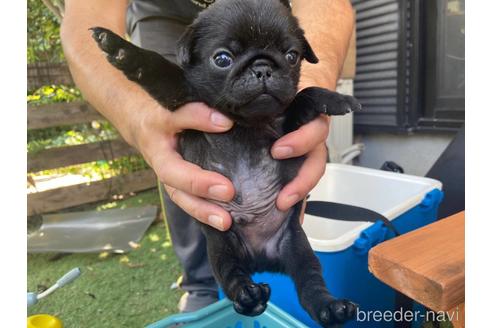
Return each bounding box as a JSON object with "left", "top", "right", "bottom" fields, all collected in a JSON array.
[{"left": 368, "top": 211, "right": 465, "bottom": 327}]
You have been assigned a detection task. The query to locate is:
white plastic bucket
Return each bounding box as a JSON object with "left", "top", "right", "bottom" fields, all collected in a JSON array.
[{"left": 302, "top": 163, "right": 442, "bottom": 252}]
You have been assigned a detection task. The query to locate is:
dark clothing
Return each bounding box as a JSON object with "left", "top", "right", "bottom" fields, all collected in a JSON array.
[
  {"left": 127, "top": 14, "right": 217, "bottom": 295},
  {"left": 129, "top": 16, "right": 187, "bottom": 62},
  {"left": 127, "top": 0, "right": 215, "bottom": 37},
  {"left": 160, "top": 184, "right": 217, "bottom": 294},
  {"left": 426, "top": 125, "right": 465, "bottom": 219}
]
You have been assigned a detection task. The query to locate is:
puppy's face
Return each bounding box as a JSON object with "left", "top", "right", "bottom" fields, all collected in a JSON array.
[{"left": 177, "top": 0, "right": 318, "bottom": 124}]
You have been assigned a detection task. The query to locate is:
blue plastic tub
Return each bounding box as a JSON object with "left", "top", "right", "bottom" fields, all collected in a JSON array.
[
  {"left": 250, "top": 164, "right": 443, "bottom": 327},
  {"left": 146, "top": 298, "right": 309, "bottom": 328},
  {"left": 151, "top": 164, "right": 443, "bottom": 328}
]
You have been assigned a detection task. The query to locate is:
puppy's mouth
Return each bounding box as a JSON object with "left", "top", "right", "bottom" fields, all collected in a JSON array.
[
  {"left": 245, "top": 91, "right": 282, "bottom": 105},
  {"left": 229, "top": 90, "right": 286, "bottom": 115},
  {"left": 230, "top": 85, "right": 290, "bottom": 107},
  {"left": 217, "top": 88, "right": 294, "bottom": 126}
]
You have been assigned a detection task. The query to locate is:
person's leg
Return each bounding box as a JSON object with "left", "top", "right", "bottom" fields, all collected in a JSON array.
[
  {"left": 130, "top": 17, "right": 218, "bottom": 312},
  {"left": 159, "top": 184, "right": 218, "bottom": 312}
]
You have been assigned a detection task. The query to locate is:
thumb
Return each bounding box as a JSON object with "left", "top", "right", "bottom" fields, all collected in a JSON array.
[{"left": 169, "top": 102, "right": 234, "bottom": 133}]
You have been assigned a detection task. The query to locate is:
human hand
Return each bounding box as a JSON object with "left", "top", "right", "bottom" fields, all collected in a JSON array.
[
  {"left": 272, "top": 115, "right": 330, "bottom": 212},
  {"left": 129, "top": 101, "right": 235, "bottom": 231}
]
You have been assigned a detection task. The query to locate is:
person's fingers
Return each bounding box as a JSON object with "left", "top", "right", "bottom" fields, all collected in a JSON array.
[
  {"left": 167, "top": 102, "right": 233, "bottom": 133},
  {"left": 164, "top": 185, "right": 232, "bottom": 231},
  {"left": 276, "top": 143, "right": 327, "bottom": 211},
  {"left": 271, "top": 115, "right": 329, "bottom": 159},
  {"left": 151, "top": 151, "right": 235, "bottom": 202}
]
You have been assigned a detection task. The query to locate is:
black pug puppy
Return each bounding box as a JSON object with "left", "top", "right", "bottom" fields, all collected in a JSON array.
[{"left": 91, "top": 0, "right": 360, "bottom": 326}]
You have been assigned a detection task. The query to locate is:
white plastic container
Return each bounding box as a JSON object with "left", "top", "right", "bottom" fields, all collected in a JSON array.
[{"left": 303, "top": 163, "right": 442, "bottom": 252}]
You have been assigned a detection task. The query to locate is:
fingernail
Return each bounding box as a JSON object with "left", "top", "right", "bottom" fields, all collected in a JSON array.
[
  {"left": 211, "top": 112, "right": 232, "bottom": 128},
  {"left": 208, "top": 215, "right": 225, "bottom": 230},
  {"left": 272, "top": 146, "right": 293, "bottom": 159},
  {"left": 285, "top": 193, "right": 300, "bottom": 207},
  {"left": 208, "top": 185, "right": 230, "bottom": 201}
]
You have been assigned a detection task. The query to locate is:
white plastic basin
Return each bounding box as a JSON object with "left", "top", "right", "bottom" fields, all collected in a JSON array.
[{"left": 302, "top": 164, "right": 442, "bottom": 252}]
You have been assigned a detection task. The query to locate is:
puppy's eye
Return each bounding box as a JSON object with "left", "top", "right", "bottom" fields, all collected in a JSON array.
[
  {"left": 213, "top": 51, "right": 233, "bottom": 68},
  {"left": 285, "top": 50, "right": 299, "bottom": 66}
]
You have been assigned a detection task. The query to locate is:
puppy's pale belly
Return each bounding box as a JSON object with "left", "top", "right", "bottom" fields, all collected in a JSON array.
[{"left": 210, "top": 148, "right": 291, "bottom": 258}]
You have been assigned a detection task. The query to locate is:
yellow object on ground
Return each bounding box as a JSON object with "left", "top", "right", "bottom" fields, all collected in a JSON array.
[{"left": 27, "top": 314, "right": 63, "bottom": 328}]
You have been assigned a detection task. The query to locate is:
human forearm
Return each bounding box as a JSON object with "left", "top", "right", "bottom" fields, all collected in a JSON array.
[
  {"left": 292, "top": 0, "right": 355, "bottom": 90},
  {"left": 61, "top": 0, "right": 158, "bottom": 146}
]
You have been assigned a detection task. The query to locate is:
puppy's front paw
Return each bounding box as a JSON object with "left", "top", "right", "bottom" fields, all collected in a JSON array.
[
  {"left": 317, "top": 299, "right": 358, "bottom": 327},
  {"left": 232, "top": 282, "right": 271, "bottom": 316},
  {"left": 90, "top": 27, "right": 145, "bottom": 81},
  {"left": 322, "top": 93, "right": 362, "bottom": 115},
  {"left": 300, "top": 87, "right": 362, "bottom": 116},
  {"left": 284, "top": 87, "right": 362, "bottom": 132}
]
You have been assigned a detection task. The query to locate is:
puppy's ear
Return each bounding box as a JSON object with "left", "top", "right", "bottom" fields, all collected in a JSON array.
[
  {"left": 278, "top": 0, "right": 291, "bottom": 9},
  {"left": 302, "top": 36, "right": 319, "bottom": 64},
  {"left": 177, "top": 26, "right": 195, "bottom": 67}
]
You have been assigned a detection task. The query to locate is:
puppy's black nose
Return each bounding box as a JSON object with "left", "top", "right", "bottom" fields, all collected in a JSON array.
[{"left": 251, "top": 59, "right": 273, "bottom": 80}]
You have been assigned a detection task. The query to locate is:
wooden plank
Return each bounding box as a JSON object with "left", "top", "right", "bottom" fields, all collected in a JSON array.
[
  {"left": 28, "top": 139, "right": 139, "bottom": 172},
  {"left": 27, "top": 170, "right": 157, "bottom": 215},
  {"left": 448, "top": 303, "right": 465, "bottom": 328},
  {"left": 28, "top": 62, "right": 74, "bottom": 90},
  {"left": 28, "top": 101, "right": 104, "bottom": 130},
  {"left": 368, "top": 212, "right": 465, "bottom": 312}
]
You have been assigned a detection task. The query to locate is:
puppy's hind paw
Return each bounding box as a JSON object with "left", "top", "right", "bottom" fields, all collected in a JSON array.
[
  {"left": 317, "top": 299, "right": 358, "bottom": 327},
  {"left": 232, "top": 282, "right": 271, "bottom": 317}
]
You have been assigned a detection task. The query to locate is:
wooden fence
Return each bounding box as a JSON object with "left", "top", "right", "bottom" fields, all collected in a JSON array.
[
  {"left": 28, "top": 63, "right": 157, "bottom": 216},
  {"left": 28, "top": 62, "right": 74, "bottom": 91}
]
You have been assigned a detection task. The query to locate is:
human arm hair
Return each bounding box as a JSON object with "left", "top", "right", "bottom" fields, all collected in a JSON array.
[
  {"left": 60, "top": 0, "right": 235, "bottom": 230},
  {"left": 293, "top": 0, "right": 355, "bottom": 91}
]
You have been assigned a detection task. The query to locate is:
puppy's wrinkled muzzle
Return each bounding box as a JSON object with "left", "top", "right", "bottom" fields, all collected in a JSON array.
[{"left": 250, "top": 58, "right": 274, "bottom": 81}]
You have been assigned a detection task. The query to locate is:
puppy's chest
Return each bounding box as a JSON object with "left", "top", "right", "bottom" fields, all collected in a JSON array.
[
  {"left": 211, "top": 146, "right": 290, "bottom": 256},
  {"left": 220, "top": 152, "right": 283, "bottom": 221},
  {"left": 180, "top": 126, "right": 291, "bottom": 255},
  {"left": 204, "top": 132, "right": 284, "bottom": 221}
]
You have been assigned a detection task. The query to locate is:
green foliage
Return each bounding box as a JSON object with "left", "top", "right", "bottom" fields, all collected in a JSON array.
[
  {"left": 27, "top": 84, "right": 82, "bottom": 105},
  {"left": 31, "top": 155, "right": 149, "bottom": 181},
  {"left": 27, "top": 0, "right": 64, "bottom": 63},
  {"left": 27, "top": 121, "right": 119, "bottom": 155},
  {"left": 27, "top": 116, "right": 149, "bottom": 180},
  {"left": 27, "top": 84, "right": 90, "bottom": 155},
  {"left": 27, "top": 84, "right": 149, "bottom": 178},
  {"left": 26, "top": 0, "right": 148, "bottom": 180}
]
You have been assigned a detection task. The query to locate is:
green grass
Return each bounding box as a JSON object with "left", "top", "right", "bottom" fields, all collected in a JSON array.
[{"left": 27, "top": 189, "right": 184, "bottom": 327}]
